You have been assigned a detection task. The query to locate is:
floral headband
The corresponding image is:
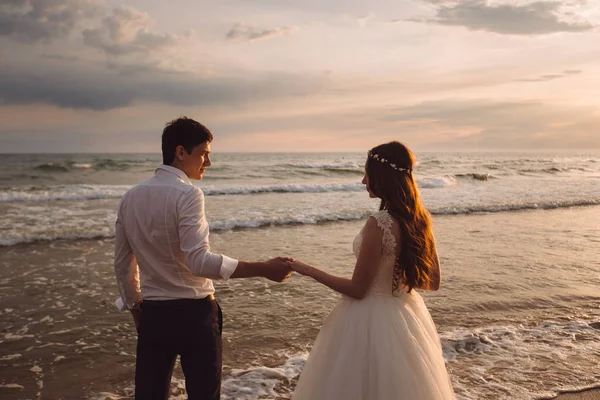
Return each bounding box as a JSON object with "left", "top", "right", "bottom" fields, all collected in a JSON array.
[{"left": 368, "top": 150, "right": 412, "bottom": 173}]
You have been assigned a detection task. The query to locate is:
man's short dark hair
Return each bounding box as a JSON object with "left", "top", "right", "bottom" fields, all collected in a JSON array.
[{"left": 162, "top": 117, "right": 213, "bottom": 165}]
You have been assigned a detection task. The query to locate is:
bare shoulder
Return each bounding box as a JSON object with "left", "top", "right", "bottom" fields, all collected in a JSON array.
[
  {"left": 356, "top": 216, "right": 384, "bottom": 257},
  {"left": 365, "top": 215, "right": 381, "bottom": 231},
  {"left": 363, "top": 216, "right": 384, "bottom": 241}
]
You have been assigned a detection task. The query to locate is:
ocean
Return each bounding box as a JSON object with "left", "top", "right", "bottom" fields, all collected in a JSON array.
[{"left": 0, "top": 151, "right": 599, "bottom": 399}]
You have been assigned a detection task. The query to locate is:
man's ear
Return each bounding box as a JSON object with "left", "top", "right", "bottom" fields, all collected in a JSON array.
[{"left": 175, "top": 145, "right": 185, "bottom": 162}]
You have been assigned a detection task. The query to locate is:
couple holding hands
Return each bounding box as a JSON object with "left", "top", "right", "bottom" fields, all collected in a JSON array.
[{"left": 114, "top": 117, "right": 455, "bottom": 399}]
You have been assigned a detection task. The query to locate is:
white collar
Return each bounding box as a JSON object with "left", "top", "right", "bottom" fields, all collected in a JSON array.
[{"left": 155, "top": 164, "right": 192, "bottom": 185}]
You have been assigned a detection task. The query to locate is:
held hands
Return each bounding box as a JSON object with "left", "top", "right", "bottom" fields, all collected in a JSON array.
[
  {"left": 262, "top": 257, "right": 315, "bottom": 282},
  {"left": 264, "top": 257, "right": 294, "bottom": 282}
]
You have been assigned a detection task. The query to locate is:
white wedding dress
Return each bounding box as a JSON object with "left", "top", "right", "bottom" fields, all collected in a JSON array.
[{"left": 293, "top": 210, "right": 455, "bottom": 400}]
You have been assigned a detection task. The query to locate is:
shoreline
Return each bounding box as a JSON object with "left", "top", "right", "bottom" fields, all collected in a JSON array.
[{"left": 1, "top": 203, "right": 600, "bottom": 250}]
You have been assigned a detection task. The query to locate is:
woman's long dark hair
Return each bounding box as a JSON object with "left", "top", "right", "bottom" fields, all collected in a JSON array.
[{"left": 366, "top": 141, "right": 436, "bottom": 293}]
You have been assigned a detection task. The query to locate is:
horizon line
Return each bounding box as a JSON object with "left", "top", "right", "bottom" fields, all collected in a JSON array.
[{"left": 1, "top": 148, "right": 600, "bottom": 155}]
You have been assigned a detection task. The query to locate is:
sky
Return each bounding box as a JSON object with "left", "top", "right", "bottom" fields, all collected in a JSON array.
[{"left": 0, "top": 0, "right": 599, "bottom": 152}]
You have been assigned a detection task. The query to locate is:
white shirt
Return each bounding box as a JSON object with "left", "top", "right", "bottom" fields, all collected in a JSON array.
[{"left": 114, "top": 165, "right": 238, "bottom": 310}]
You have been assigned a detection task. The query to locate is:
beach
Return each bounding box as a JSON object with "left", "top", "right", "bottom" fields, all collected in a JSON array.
[{"left": 0, "top": 152, "right": 599, "bottom": 399}]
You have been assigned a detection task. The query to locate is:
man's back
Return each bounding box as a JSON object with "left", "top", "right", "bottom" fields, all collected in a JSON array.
[{"left": 114, "top": 165, "right": 237, "bottom": 309}]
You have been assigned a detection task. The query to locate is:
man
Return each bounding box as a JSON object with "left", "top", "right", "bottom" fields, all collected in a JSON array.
[{"left": 114, "top": 117, "right": 291, "bottom": 400}]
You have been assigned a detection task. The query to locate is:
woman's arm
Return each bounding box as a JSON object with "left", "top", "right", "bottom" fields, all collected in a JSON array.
[{"left": 291, "top": 217, "right": 383, "bottom": 299}]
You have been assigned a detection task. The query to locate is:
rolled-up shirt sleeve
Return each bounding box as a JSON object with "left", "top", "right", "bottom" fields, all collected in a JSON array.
[
  {"left": 114, "top": 203, "right": 142, "bottom": 311},
  {"left": 177, "top": 187, "right": 238, "bottom": 279}
]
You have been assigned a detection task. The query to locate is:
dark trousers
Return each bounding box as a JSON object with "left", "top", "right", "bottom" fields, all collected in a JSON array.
[{"left": 134, "top": 298, "right": 223, "bottom": 400}]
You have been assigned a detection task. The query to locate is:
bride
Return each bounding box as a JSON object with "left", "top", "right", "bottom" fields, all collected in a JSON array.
[{"left": 290, "top": 141, "right": 455, "bottom": 400}]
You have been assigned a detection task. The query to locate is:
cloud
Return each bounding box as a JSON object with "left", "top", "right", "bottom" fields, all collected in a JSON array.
[
  {"left": 102, "top": 59, "right": 185, "bottom": 76},
  {"left": 40, "top": 53, "right": 81, "bottom": 62},
  {"left": 226, "top": 23, "right": 295, "bottom": 41},
  {"left": 82, "top": 6, "right": 178, "bottom": 56},
  {"left": 357, "top": 12, "right": 375, "bottom": 28},
  {"left": 0, "top": 2, "right": 183, "bottom": 75},
  {"left": 377, "top": 99, "right": 600, "bottom": 148},
  {"left": 1, "top": 95, "right": 599, "bottom": 151},
  {"left": 0, "top": 65, "right": 329, "bottom": 110},
  {"left": 516, "top": 70, "right": 583, "bottom": 82},
  {"left": 181, "top": 97, "right": 600, "bottom": 150},
  {"left": 416, "top": 0, "right": 595, "bottom": 35},
  {"left": 0, "top": 0, "right": 102, "bottom": 43}
]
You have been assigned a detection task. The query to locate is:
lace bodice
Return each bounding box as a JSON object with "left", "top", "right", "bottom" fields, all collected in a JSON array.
[{"left": 352, "top": 210, "right": 400, "bottom": 296}]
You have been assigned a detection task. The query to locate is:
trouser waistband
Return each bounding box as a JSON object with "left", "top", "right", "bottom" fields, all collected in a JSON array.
[{"left": 140, "top": 294, "right": 215, "bottom": 309}]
